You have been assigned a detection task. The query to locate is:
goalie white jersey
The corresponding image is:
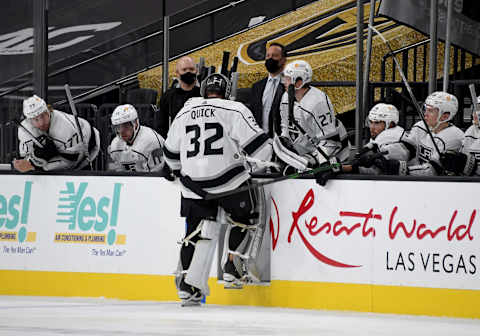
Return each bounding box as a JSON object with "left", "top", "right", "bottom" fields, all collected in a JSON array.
[
  {"left": 18, "top": 109, "right": 100, "bottom": 171},
  {"left": 279, "top": 86, "right": 350, "bottom": 161},
  {"left": 461, "top": 125, "right": 480, "bottom": 175},
  {"left": 403, "top": 121, "right": 464, "bottom": 175},
  {"left": 108, "top": 125, "right": 165, "bottom": 172},
  {"left": 164, "top": 97, "right": 272, "bottom": 199}
]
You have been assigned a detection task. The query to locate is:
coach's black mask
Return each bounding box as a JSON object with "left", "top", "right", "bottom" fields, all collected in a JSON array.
[
  {"left": 265, "top": 58, "right": 281, "bottom": 74},
  {"left": 180, "top": 72, "right": 196, "bottom": 85}
]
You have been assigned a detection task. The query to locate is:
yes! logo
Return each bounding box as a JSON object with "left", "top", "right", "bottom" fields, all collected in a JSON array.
[
  {"left": 0, "top": 182, "right": 34, "bottom": 243},
  {"left": 55, "top": 182, "right": 125, "bottom": 246}
]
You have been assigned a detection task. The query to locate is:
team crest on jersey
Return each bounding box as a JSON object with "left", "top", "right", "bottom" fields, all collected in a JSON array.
[{"left": 418, "top": 145, "right": 433, "bottom": 163}]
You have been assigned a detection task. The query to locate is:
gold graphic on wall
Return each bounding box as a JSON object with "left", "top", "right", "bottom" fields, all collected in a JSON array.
[{"left": 139, "top": 0, "right": 479, "bottom": 114}]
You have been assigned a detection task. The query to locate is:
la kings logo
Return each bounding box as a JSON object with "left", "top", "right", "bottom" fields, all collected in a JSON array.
[{"left": 418, "top": 145, "right": 433, "bottom": 164}]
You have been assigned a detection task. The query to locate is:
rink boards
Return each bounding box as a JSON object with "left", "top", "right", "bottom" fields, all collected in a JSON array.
[{"left": 0, "top": 174, "right": 479, "bottom": 318}]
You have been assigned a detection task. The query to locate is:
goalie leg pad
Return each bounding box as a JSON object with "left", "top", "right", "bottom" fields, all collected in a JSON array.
[
  {"left": 184, "top": 219, "right": 220, "bottom": 296},
  {"left": 273, "top": 135, "right": 309, "bottom": 171}
]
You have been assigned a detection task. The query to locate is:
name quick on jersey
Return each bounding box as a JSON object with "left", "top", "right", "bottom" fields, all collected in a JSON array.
[{"left": 191, "top": 107, "right": 215, "bottom": 119}]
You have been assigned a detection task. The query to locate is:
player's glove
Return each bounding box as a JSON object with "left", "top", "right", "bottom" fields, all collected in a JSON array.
[
  {"left": 354, "top": 143, "right": 380, "bottom": 168},
  {"left": 314, "top": 162, "right": 338, "bottom": 187},
  {"left": 373, "top": 156, "right": 408, "bottom": 175},
  {"left": 33, "top": 138, "right": 59, "bottom": 160},
  {"left": 440, "top": 151, "right": 476, "bottom": 176}
]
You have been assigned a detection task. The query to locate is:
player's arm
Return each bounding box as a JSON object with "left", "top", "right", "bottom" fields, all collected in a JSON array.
[
  {"left": 232, "top": 104, "right": 272, "bottom": 162},
  {"left": 164, "top": 118, "right": 182, "bottom": 173}
]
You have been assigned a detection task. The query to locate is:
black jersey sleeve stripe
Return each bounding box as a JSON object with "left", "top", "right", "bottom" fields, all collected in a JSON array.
[
  {"left": 243, "top": 132, "right": 270, "bottom": 155},
  {"left": 164, "top": 146, "right": 180, "bottom": 160},
  {"left": 193, "top": 165, "right": 245, "bottom": 189}
]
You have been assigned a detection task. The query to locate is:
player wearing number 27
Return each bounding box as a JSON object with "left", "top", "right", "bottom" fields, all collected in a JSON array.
[{"left": 164, "top": 73, "right": 272, "bottom": 305}]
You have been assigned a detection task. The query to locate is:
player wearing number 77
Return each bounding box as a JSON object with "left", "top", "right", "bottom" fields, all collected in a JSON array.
[{"left": 164, "top": 73, "right": 272, "bottom": 306}]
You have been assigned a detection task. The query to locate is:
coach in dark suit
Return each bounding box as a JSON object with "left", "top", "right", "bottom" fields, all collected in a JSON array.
[{"left": 249, "top": 43, "right": 287, "bottom": 138}]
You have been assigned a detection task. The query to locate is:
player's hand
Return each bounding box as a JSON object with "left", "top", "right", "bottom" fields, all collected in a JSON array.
[
  {"left": 440, "top": 151, "right": 467, "bottom": 175},
  {"left": 33, "top": 138, "right": 59, "bottom": 160},
  {"left": 13, "top": 159, "right": 34, "bottom": 173}
]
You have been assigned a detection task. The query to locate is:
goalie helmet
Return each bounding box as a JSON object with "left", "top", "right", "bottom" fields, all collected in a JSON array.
[
  {"left": 23, "top": 95, "right": 48, "bottom": 119},
  {"left": 200, "top": 73, "right": 231, "bottom": 99},
  {"left": 424, "top": 91, "right": 458, "bottom": 124},
  {"left": 111, "top": 104, "right": 140, "bottom": 141},
  {"left": 282, "top": 60, "right": 312, "bottom": 89},
  {"left": 368, "top": 103, "right": 399, "bottom": 127}
]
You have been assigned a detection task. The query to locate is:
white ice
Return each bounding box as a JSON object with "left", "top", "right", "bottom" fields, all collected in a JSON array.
[{"left": 0, "top": 296, "right": 479, "bottom": 336}]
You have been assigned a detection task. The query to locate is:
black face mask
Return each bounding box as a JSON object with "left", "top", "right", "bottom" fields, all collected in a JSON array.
[
  {"left": 265, "top": 58, "right": 281, "bottom": 74},
  {"left": 180, "top": 72, "right": 196, "bottom": 85}
]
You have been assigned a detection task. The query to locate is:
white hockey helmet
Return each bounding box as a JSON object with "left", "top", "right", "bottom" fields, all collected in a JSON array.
[
  {"left": 111, "top": 104, "right": 140, "bottom": 141},
  {"left": 424, "top": 91, "right": 458, "bottom": 123},
  {"left": 282, "top": 60, "right": 312, "bottom": 89},
  {"left": 368, "top": 103, "right": 399, "bottom": 128},
  {"left": 23, "top": 95, "right": 48, "bottom": 119}
]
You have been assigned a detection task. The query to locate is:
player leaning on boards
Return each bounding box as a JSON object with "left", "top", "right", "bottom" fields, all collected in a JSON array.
[
  {"left": 272, "top": 60, "right": 348, "bottom": 183},
  {"left": 163, "top": 73, "right": 272, "bottom": 306},
  {"left": 13, "top": 95, "right": 100, "bottom": 172},
  {"left": 372, "top": 91, "right": 464, "bottom": 176},
  {"left": 342, "top": 103, "right": 409, "bottom": 174},
  {"left": 108, "top": 104, "right": 166, "bottom": 172}
]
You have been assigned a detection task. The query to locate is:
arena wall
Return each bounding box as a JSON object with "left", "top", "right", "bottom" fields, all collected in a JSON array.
[{"left": 0, "top": 174, "right": 479, "bottom": 318}]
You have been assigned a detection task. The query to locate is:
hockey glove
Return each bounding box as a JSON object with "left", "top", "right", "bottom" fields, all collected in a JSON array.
[
  {"left": 314, "top": 163, "right": 338, "bottom": 186},
  {"left": 373, "top": 156, "right": 407, "bottom": 175},
  {"left": 160, "top": 164, "right": 176, "bottom": 181},
  {"left": 440, "top": 151, "right": 474, "bottom": 175},
  {"left": 33, "top": 138, "right": 59, "bottom": 161}
]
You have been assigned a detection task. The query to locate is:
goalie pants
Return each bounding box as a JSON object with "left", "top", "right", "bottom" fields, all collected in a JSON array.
[{"left": 180, "top": 182, "right": 256, "bottom": 271}]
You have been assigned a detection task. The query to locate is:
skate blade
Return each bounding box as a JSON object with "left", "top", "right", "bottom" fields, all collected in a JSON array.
[
  {"left": 181, "top": 300, "right": 202, "bottom": 307},
  {"left": 223, "top": 281, "right": 244, "bottom": 289}
]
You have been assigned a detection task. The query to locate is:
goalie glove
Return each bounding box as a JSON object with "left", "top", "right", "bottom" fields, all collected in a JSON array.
[{"left": 33, "top": 138, "right": 59, "bottom": 161}]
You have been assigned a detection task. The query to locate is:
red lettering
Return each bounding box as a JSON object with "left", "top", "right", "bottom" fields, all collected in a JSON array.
[
  {"left": 287, "top": 188, "right": 360, "bottom": 268},
  {"left": 306, "top": 217, "right": 331, "bottom": 235},
  {"left": 416, "top": 223, "right": 446, "bottom": 239},
  {"left": 447, "top": 210, "right": 475, "bottom": 241},
  {"left": 269, "top": 197, "right": 280, "bottom": 250},
  {"left": 339, "top": 209, "right": 379, "bottom": 237},
  {"left": 389, "top": 206, "right": 416, "bottom": 239}
]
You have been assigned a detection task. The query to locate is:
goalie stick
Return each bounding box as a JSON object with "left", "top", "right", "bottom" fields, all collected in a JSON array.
[{"left": 179, "top": 161, "right": 341, "bottom": 201}]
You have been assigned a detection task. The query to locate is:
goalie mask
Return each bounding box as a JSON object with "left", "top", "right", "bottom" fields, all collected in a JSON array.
[
  {"left": 368, "top": 103, "right": 399, "bottom": 128},
  {"left": 23, "top": 95, "right": 48, "bottom": 119},
  {"left": 111, "top": 104, "right": 140, "bottom": 143},
  {"left": 200, "top": 73, "right": 232, "bottom": 99},
  {"left": 424, "top": 91, "right": 458, "bottom": 130},
  {"left": 282, "top": 60, "right": 312, "bottom": 89}
]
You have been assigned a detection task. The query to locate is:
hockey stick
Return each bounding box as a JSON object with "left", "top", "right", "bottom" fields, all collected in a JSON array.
[
  {"left": 64, "top": 84, "right": 91, "bottom": 165},
  {"left": 7, "top": 118, "right": 46, "bottom": 148},
  {"left": 469, "top": 84, "right": 478, "bottom": 113},
  {"left": 180, "top": 162, "right": 340, "bottom": 201},
  {"left": 369, "top": 25, "right": 442, "bottom": 158},
  {"left": 7, "top": 118, "right": 80, "bottom": 162}
]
